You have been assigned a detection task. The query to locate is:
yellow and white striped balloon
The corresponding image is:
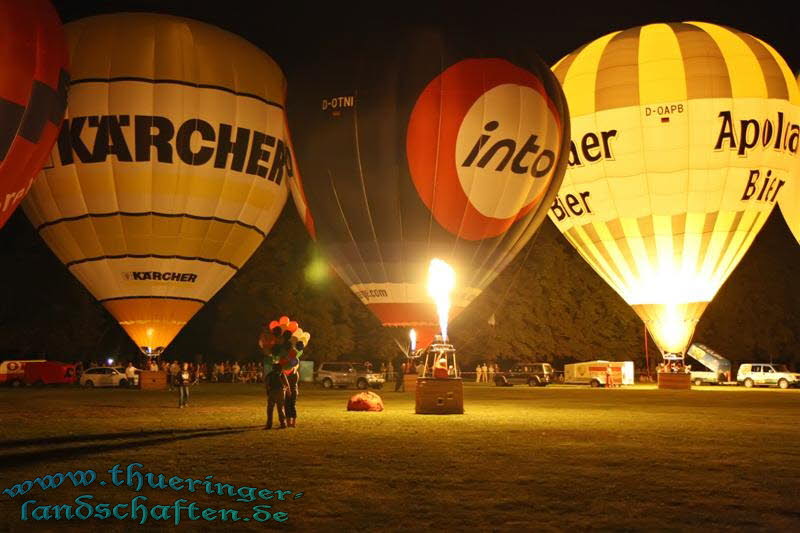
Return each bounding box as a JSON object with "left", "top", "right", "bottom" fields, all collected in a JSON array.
[
  {"left": 779, "top": 74, "right": 800, "bottom": 244},
  {"left": 23, "top": 13, "right": 290, "bottom": 355},
  {"left": 550, "top": 22, "right": 799, "bottom": 355}
]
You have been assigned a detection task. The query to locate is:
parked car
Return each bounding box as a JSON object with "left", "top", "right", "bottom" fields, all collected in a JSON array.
[
  {"left": 737, "top": 363, "right": 800, "bottom": 389},
  {"left": 80, "top": 367, "right": 131, "bottom": 388},
  {"left": 495, "top": 362, "right": 555, "bottom": 387},
  {"left": 315, "top": 362, "right": 385, "bottom": 390}
]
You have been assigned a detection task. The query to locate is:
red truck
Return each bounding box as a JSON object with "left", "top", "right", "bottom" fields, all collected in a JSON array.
[{"left": 23, "top": 361, "right": 77, "bottom": 386}]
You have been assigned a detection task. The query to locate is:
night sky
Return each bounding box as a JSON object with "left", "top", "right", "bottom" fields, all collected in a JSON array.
[
  {"left": 1, "top": 1, "right": 798, "bottom": 359},
  {"left": 47, "top": 1, "right": 800, "bottom": 77}
]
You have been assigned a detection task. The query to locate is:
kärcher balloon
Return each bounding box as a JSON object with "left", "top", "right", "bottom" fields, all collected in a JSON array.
[{"left": 23, "top": 13, "right": 291, "bottom": 356}]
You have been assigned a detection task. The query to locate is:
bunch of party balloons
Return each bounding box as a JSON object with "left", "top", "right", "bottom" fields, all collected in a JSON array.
[{"left": 259, "top": 316, "right": 311, "bottom": 375}]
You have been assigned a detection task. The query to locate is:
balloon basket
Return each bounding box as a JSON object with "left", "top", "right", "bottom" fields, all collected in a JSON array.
[
  {"left": 657, "top": 372, "right": 691, "bottom": 390},
  {"left": 139, "top": 370, "right": 167, "bottom": 390},
  {"left": 403, "top": 374, "right": 418, "bottom": 393},
  {"left": 415, "top": 378, "right": 464, "bottom": 415}
]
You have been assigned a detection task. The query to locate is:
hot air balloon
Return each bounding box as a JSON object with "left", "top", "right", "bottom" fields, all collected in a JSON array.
[
  {"left": 779, "top": 74, "right": 800, "bottom": 244},
  {"left": 0, "top": 0, "right": 68, "bottom": 230},
  {"left": 23, "top": 13, "right": 291, "bottom": 356},
  {"left": 550, "top": 22, "right": 800, "bottom": 359},
  {"left": 287, "top": 28, "right": 570, "bottom": 348}
]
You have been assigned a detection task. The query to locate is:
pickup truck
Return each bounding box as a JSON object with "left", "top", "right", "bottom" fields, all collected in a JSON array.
[
  {"left": 689, "top": 369, "right": 727, "bottom": 386},
  {"left": 687, "top": 343, "right": 731, "bottom": 385}
]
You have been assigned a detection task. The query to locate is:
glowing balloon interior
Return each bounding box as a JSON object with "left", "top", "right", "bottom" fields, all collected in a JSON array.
[
  {"left": 551, "top": 22, "right": 800, "bottom": 356},
  {"left": 23, "top": 13, "right": 291, "bottom": 355}
]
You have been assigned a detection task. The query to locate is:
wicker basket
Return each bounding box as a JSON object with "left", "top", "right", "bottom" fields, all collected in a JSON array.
[
  {"left": 403, "top": 373, "right": 418, "bottom": 393},
  {"left": 657, "top": 372, "right": 692, "bottom": 390},
  {"left": 415, "top": 378, "right": 464, "bottom": 414},
  {"left": 139, "top": 370, "right": 167, "bottom": 390}
]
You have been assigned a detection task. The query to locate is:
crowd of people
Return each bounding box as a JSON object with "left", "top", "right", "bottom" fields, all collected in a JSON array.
[
  {"left": 473, "top": 363, "right": 500, "bottom": 383},
  {"left": 657, "top": 360, "right": 690, "bottom": 374}
]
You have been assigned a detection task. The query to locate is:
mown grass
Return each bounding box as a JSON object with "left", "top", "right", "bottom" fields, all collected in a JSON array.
[{"left": 0, "top": 383, "right": 798, "bottom": 531}]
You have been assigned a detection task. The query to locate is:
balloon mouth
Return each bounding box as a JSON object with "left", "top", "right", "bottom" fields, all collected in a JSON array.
[
  {"left": 140, "top": 346, "right": 165, "bottom": 356},
  {"left": 632, "top": 301, "right": 708, "bottom": 357}
]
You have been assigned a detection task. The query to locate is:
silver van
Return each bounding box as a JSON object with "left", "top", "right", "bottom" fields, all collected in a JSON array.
[
  {"left": 316, "top": 362, "right": 385, "bottom": 390},
  {"left": 737, "top": 363, "right": 800, "bottom": 389}
]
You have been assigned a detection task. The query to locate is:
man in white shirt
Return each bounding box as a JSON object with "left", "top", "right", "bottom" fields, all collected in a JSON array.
[{"left": 125, "top": 362, "right": 138, "bottom": 387}]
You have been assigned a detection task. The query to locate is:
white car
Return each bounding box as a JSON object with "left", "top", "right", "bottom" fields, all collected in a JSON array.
[
  {"left": 737, "top": 363, "right": 800, "bottom": 389},
  {"left": 80, "top": 367, "right": 133, "bottom": 388}
]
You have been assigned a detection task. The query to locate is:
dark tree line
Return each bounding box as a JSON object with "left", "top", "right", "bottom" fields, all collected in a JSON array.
[{"left": 1, "top": 204, "right": 798, "bottom": 371}]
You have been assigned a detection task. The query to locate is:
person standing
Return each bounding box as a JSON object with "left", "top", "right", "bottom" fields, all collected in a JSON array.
[
  {"left": 175, "top": 362, "right": 192, "bottom": 408},
  {"left": 487, "top": 363, "right": 495, "bottom": 384},
  {"left": 475, "top": 363, "right": 482, "bottom": 383},
  {"left": 232, "top": 361, "right": 241, "bottom": 383},
  {"left": 606, "top": 364, "right": 616, "bottom": 388},
  {"left": 125, "top": 362, "right": 137, "bottom": 388},
  {"left": 168, "top": 360, "right": 180, "bottom": 391},
  {"left": 148, "top": 359, "right": 158, "bottom": 372},
  {"left": 265, "top": 363, "right": 289, "bottom": 429},
  {"left": 393, "top": 354, "right": 405, "bottom": 392},
  {"left": 481, "top": 363, "right": 489, "bottom": 383},
  {"left": 285, "top": 368, "right": 299, "bottom": 428}
]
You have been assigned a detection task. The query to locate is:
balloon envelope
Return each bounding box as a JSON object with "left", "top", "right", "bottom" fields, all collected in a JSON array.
[
  {"left": 23, "top": 13, "right": 291, "bottom": 355},
  {"left": 288, "top": 27, "right": 569, "bottom": 343},
  {"left": 778, "top": 74, "right": 800, "bottom": 244},
  {"left": 0, "top": 0, "right": 68, "bottom": 229},
  {"left": 550, "top": 22, "right": 800, "bottom": 354}
]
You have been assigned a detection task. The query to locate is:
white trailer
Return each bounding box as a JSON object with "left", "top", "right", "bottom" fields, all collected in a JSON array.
[{"left": 563, "top": 361, "right": 635, "bottom": 387}]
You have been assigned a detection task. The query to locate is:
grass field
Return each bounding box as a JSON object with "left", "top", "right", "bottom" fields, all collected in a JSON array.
[{"left": 0, "top": 382, "right": 798, "bottom": 531}]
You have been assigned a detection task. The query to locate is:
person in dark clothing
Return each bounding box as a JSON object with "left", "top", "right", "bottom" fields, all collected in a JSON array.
[
  {"left": 393, "top": 354, "right": 405, "bottom": 392},
  {"left": 265, "top": 363, "right": 289, "bottom": 429},
  {"left": 175, "top": 362, "right": 193, "bottom": 408},
  {"left": 285, "top": 369, "right": 299, "bottom": 428}
]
